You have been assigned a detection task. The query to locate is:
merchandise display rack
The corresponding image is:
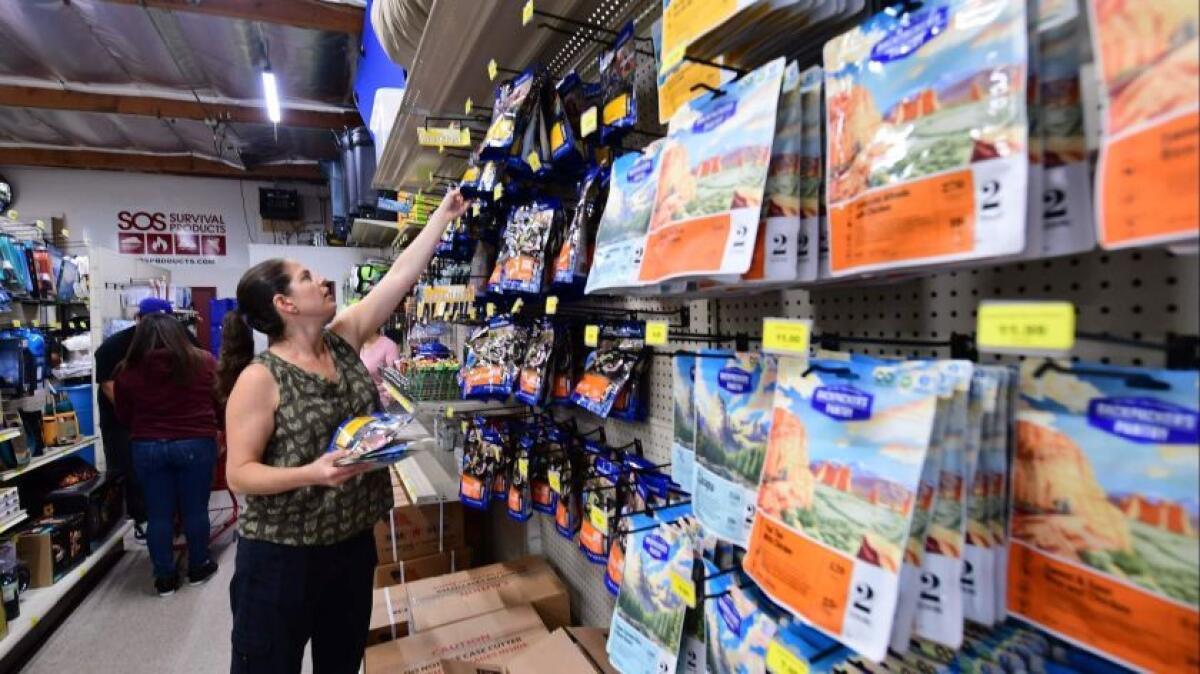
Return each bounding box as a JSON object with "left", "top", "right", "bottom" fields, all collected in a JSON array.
[
  {"left": 0, "top": 437, "right": 97, "bottom": 483},
  {"left": 376, "top": 0, "right": 1200, "bottom": 671}
]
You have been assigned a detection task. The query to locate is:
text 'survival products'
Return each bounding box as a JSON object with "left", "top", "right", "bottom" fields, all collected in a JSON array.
[
  {"left": 1087, "top": 0, "right": 1199, "bottom": 249},
  {"left": 1009, "top": 361, "right": 1199, "bottom": 673},
  {"left": 606, "top": 512, "right": 698, "bottom": 674},
  {"left": 638, "top": 58, "right": 786, "bottom": 285},
  {"left": 586, "top": 140, "right": 666, "bottom": 295},
  {"left": 692, "top": 352, "right": 777, "bottom": 547},
  {"left": 745, "top": 357, "right": 941, "bottom": 661},
  {"left": 823, "top": 0, "right": 1029, "bottom": 276}
]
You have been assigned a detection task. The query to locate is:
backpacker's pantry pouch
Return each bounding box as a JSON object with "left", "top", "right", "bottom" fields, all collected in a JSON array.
[
  {"left": 553, "top": 169, "right": 608, "bottom": 292},
  {"left": 585, "top": 140, "right": 666, "bottom": 295},
  {"left": 1008, "top": 361, "right": 1199, "bottom": 673},
  {"left": 580, "top": 442, "right": 621, "bottom": 563},
  {"left": 570, "top": 322, "right": 647, "bottom": 418},
  {"left": 823, "top": 0, "right": 1029, "bottom": 277},
  {"left": 482, "top": 69, "right": 539, "bottom": 160},
  {"left": 327, "top": 413, "right": 428, "bottom": 466},
  {"left": 599, "top": 22, "right": 639, "bottom": 143},
  {"left": 515, "top": 319, "right": 557, "bottom": 406},
  {"left": 461, "top": 316, "right": 528, "bottom": 400}
]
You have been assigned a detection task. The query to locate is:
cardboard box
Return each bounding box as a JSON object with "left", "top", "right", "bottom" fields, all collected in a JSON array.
[
  {"left": 503, "top": 628, "right": 618, "bottom": 674},
  {"left": 374, "top": 546, "right": 472, "bottom": 588},
  {"left": 368, "top": 584, "right": 410, "bottom": 646},
  {"left": 364, "top": 604, "right": 548, "bottom": 674},
  {"left": 41, "top": 473, "right": 124, "bottom": 549},
  {"left": 16, "top": 513, "right": 87, "bottom": 587},
  {"left": 374, "top": 501, "right": 465, "bottom": 564},
  {"left": 405, "top": 556, "right": 570, "bottom": 633}
]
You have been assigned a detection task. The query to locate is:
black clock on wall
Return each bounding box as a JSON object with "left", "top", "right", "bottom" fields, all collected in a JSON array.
[{"left": 0, "top": 174, "right": 12, "bottom": 213}]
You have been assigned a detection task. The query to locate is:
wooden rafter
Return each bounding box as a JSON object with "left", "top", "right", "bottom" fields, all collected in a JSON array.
[
  {"left": 101, "top": 0, "right": 363, "bottom": 34},
  {"left": 0, "top": 85, "right": 361, "bottom": 129},
  {"left": 0, "top": 147, "right": 326, "bottom": 183}
]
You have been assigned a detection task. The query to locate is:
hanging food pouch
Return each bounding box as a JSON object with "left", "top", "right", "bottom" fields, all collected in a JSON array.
[
  {"left": 482, "top": 70, "right": 538, "bottom": 160},
  {"left": 586, "top": 140, "right": 666, "bottom": 295},
  {"left": 677, "top": 583, "right": 706, "bottom": 674},
  {"left": 511, "top": 83, "right": 548, "bottom": 175},
  {"left": 549, "top": 84, "right": 584, "bottom": 167},
  {"left": 672, "top": 354, "right": 698, "bottom": 494},
  {"left": 823, "top": 0, "right": 1029, "bottom": 276},
  {"left": 745, "top": 357, "right": 940, "bottom": 662},
  {"left": 702, "top": 565, "right": 787, "bottom": 674},
  {"left": 693, "top": 351, "right": 777, "bottom": 547},
  {"left": 1023, "top": 4, "right": 1047, "bottom": 263},
  {"left": 461, "top": 316, "right": 527, "bottom": 400},
  {"left": 796, "top": 65, "right": 823, "bottom": 284},
  {"left": 1036, "top": 3, "right": 1096, "bottom": 257},
  {"left": 550, "top": 443, "right": 582, "bottom": 538},
  {"left": 600, "top": 22, "right": 639, "bottom": 143},
  {"left": 516, "top": 319, "right": 557, "bottom": 406},
  {"left": 553, "top": 169, "right": 608, "bottom": 292},
  {"left": 963, "top": 369, "right": 1001, "bottom": 626},
  {"left": 571, "top": 323, "right": 646, "bottom": 418},
  {"left": 606, "top": 456, "right": 668, "bottom": 597},
  {"left": 530, "top": 446, "right": 556, "bottom": 516},
  {"left": 914, "top": 360, "right": 974, "bottom": 649},
  {"left": 499, "top": 200, "right": 559, "bottom": 295},
  {"left": 637, "top": 58, "right": 785, "bottom": 285},
  {"left": 478, "top": 160, "right": 501, "bottom": 197},
  {"left": 1087, "top": 0, "right": 1199, "bottom": 249},
  {"left": 607, "top": 513, "right": 698, "bottom": 674},
  {"left": 507, "top": 435, "right": 535, "bottom": 522},
  {"left": 742, "top": 61, "right": 804, "bottom": 287},
  {"left": 549, "top": 329, "right": 577, "bottom": 405},
  {"left": 1009, "top": 361, "right": 1199, "bottom": 673},
  {"left": 990, "top": 367, "right": 1015, "bottom": 625},
  {"left": 460, "top": 420, "right": 506, "bottom": 510},
  {"left": 580, "top": 444, "right": 622, "bottom": 564},
  {"left": 611, "top": 356, "right": 649, "bottom": 422}
]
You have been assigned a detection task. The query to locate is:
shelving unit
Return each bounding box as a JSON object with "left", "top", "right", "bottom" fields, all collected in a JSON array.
[
  {"left": 0, "top": 511, "right": 28, "bottom": 535},
  {"left": 0, "top": 437, "right": 97, "bottom": 483},
  {"left": 0, "top": 521, "right": 133, "bottom": 666}
]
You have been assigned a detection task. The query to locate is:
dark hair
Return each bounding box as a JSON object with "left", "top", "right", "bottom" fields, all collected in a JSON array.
[
  {"left": 117, "top": 314, "right": 205, "bottom": 385},
  {"left": 217, "top": 258, "right": 292, "bottom": 402}
]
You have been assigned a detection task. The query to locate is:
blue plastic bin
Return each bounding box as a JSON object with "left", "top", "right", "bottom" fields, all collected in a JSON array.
[{"left": 62, "top": 383, "right": 97, "bottom": 465}]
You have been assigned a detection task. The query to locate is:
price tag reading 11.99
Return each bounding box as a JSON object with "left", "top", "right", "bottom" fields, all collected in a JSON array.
[{"left": 976, "top": 301, "right": 1075, "bottom": 355}]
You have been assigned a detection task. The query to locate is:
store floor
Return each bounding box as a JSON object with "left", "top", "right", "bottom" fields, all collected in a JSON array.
[{"left": 20, "top": 527, "right": 319, "bottom": 673}]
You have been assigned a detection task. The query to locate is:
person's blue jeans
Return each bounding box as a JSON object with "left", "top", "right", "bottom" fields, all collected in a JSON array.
[{"left": 131, "top": 437, "right": 216, "bottom": 579}]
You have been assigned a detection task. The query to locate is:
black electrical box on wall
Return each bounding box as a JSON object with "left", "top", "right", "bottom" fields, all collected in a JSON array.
[{"left": 259, "top": 188, "right": 302, "bottom": 220}]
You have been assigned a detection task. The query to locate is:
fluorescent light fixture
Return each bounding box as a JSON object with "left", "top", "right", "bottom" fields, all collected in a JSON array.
[{"left": 262, "top": 70, "right": 281, "bottom": 123}]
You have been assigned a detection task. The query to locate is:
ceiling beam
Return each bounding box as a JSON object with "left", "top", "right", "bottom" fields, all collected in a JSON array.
[
  {"left": 101, "top": 0, "right": 363, "bottom": 34},
  {"left": 0, "top": 85, "right": 361, "bottom": 129},
  {"left": 0, "top": 147, "right": 326, "bottom": 183}
]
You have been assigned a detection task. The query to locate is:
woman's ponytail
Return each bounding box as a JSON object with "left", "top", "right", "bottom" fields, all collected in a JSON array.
[
  {"left": 215, "top": 258, "right": 292, "bottom": 402},
  {"left": 217, "top": 311, "right": 254, "bottom": 403}
]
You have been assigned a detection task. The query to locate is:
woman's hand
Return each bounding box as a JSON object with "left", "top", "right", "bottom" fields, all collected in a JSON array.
[
  {"left": 306, "top": 450, "right": 374, "bottom": 488},
  {"left": 432, "top": 188, "right": 470, "bottom": 223}
]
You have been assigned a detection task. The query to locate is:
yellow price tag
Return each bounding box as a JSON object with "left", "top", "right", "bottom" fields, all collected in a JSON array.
[
  {"left": 584, "top": 324, "right": 599, "bottom": 347},
  {"left": 762, "top": 318, "right": 811, "bottom": 356},
  {"left": 518, "top": 457, "right": 529, "bottom": 479},
  {"left": 669, "top": 571, "right": 696, "bottom": 608},
  {"left": 545, "top": 296, "right": 558, "bottom": 315},
  {"left": 645, "top": 320, "right": 669, "bottom": 346},
  {"left": 12, "top": 321, "right": 21, "bottom": 328},
  {"left": 31, "top": 320, "right": 40, "bottom": 328},
  {"left": 468, "top": 306, "right": 478, "bottom": 320},
  {"left": 512, "top": 297, "right": 524, "bottom": 314},
  {"left": 487, "top": 59, "right": 498, "bottom": 81},
  {"left": 460, "top": 421, "right": 469, "bottom": 434},
  {"left": 526, "top": 151, "right": 542, "bottom": 172},
  {"left": 580, "top": 107, "right": 598, "bottom": 138},
  {"left": 589, "top": 507, "right": 608, "bottom": 534},
  {"left": 486, "top": 302, "right": 496, "bottom": 318},
  {"left": 521, "top": 0, "right": 534, "bottom": 26},
  {"left": 766, "top": 641, "right": 810, "bottom": 674},
  {"left": 445, "top": 406, "right": 455, "bottom": 419},
  {"left": 977, "top": 301, "right": 1075, "bottom": 354},
  {"left": 548, "top": 470, "right": 562, "bottom": 493},
  {"left": 493, "top": 183, "right": 503, "bottom": 200},
  {"left": 51, "top": 322, "right": 61, "bottom": 329},
  {"left": 6, "top": 210, "right": 17, "bottom": 220},
  {"left": 465, "top": 97, "right": 473, "bottom": 115}
]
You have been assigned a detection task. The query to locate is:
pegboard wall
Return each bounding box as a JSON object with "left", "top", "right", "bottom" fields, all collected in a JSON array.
[{"left": 449, "top": 1, "right": 1200, "bottom": 631}]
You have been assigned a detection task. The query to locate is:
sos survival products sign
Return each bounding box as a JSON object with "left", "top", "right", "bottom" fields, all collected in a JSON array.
[{"left": 116, "top": 209, "right": 228, "bottom": 263}]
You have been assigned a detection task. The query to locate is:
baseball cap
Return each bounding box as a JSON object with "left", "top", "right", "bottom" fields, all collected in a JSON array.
[{"left": 137, "top": 297, "right": 173, "bottom": 316}]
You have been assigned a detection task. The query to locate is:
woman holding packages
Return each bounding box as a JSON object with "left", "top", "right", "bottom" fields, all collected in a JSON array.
[{"left": 218, "top": 189, "right": 468, "bottom": 674}]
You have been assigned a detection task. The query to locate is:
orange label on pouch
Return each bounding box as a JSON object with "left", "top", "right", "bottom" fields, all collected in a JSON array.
[
  {"left": 504, "top": 255, "right": 538, "bottom": 282},
  {"left": 580, "top": 518, "right": 607, "bottom": 555},
  {"left": 744, "top": 516, "right": 853, "bottom": 638},
  {"left": 519, "top": 368, "right": 543, "bottom": 395},
  {"left": 829, "top": 169, "right": 975, "bottom": 273},
  {"left": 743, "top": 219, "right": 770, "bottom": 280},
  {"left": 466, "top": 366, "right": 504, "bottom": 388},
  {"left": 552, "top": 374, "right": 572, "bottom": 399},
  {"left": 532, "top": 482, "right": 553, "bottom": 507},
  {"left": 575, "top": 372, "right": 613, "bottom": 402},
  {"left": 507, "top": 487, "right": 523, "bottom": 513},
  {"left": 554, "top": 241, "right": 573, "bottom": 275},
  {"left": 638, "top": 213, "right": 732, "bottom": 282},
  {"left": 1099, "top": 111, "right": 1200, "bottom": 248},
  {"left": 556, "top": 500, "right": 571, "bottom": 529},
  {"left": 460, "top": 475, "right": 486, "bottom": 502},
  {"left": 607, "top": 541, "right": 626, "bottom": 587},
  {"left": 1007, "top": 541, "right": 1200, "bottom": 673}
]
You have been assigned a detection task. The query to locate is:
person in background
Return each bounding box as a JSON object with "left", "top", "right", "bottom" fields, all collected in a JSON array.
[
  {"left": 218, "top": 189, "right": 467, "bottom": 674},
  {"left": 114, "top": 313, "right": 221, "bottom": 597},
  {"left": 359, "top": 330, "right": 400, "bottom": 403},
  {"left": 94, "top": 296, "right": 176, "bottom": 541}
]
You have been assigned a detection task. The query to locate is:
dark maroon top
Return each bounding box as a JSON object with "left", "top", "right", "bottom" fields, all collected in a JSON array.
[{"left": 114, "top": 349, "right": 219, "bottom": 440}]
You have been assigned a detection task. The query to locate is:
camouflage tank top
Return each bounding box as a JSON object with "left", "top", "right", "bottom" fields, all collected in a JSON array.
[{"left": 238, "top": 330, "right": 393, "bottom": 546}]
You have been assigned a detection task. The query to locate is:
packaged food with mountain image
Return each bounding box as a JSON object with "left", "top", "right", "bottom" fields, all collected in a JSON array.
[
  {"left": 744, "top": 356, "right": 941, "bottom": 662},
  {"left": 1009, "top": 361, "right": 1199, "bottom": 673}
]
